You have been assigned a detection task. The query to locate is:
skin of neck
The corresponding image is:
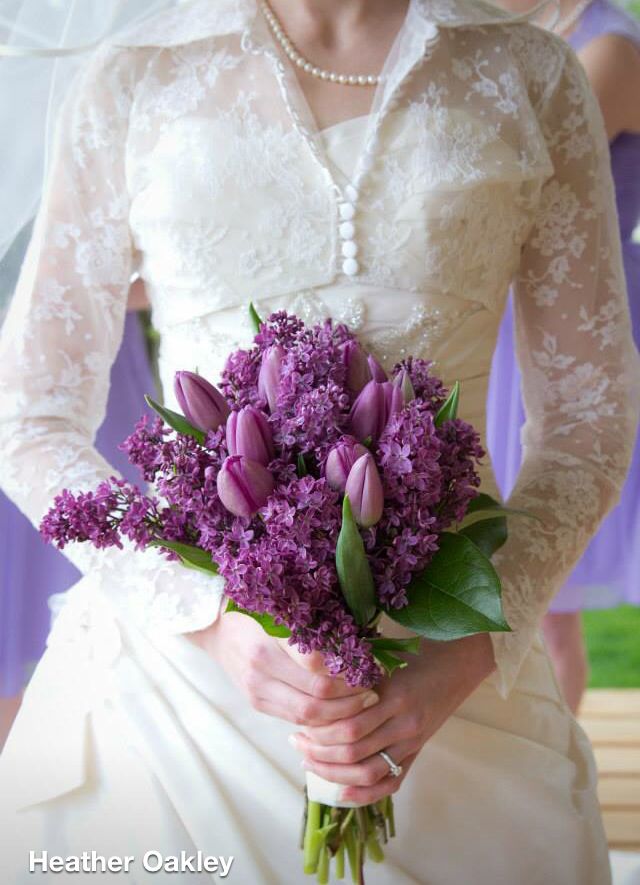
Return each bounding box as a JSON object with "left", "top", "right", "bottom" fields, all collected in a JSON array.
[
  {"left": 493, "top": 0, "right": 585, "bottom": 31},
  {"left": 267, "top": 0, "right": 409, "bottom": 50}
]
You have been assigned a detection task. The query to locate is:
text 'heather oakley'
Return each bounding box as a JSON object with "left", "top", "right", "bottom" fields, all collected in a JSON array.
[{"left": 29, "top": 851, "right": 235, "bottom": 876}]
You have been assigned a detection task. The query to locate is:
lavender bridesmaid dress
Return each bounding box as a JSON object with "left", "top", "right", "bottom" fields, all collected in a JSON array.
[
  {"left": 486, "top": 0, "right": 640, "bottom": 610},
  {"left": 0, "top": 312, "right": 156, "bottom": 696}
]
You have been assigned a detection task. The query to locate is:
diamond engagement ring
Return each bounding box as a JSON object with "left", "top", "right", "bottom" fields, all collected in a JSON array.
[{"left": 378, "top": 750, "right": 403, "bottom": 778}]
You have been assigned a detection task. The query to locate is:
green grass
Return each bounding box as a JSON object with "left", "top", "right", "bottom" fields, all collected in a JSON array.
[{"left": 583, "top": 605, "right": 640, "bottom": 688}]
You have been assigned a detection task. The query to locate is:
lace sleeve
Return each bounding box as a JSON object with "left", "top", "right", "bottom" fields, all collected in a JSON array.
[
  {"left": 489, "top": 43, "right": 640, "bottom": 698},
  {"left": 0, "top": 41, "right": 225, "bottom": 633}
]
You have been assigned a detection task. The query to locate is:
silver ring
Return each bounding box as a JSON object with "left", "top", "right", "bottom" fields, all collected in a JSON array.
[{"left": 378, "top": 749, "right": 403, "bottom": 778}]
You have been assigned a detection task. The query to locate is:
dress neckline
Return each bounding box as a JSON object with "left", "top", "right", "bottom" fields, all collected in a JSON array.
[
  {"left": 247, "top": 0, "right": 438, "bottom": 200},
  {"left": 318, "top": 113, "right": 372, "bottom": 138}
]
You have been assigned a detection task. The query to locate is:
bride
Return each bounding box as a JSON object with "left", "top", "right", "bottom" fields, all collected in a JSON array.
[{"left": 0, "top": 0, "right": 638, "bottom": 881}]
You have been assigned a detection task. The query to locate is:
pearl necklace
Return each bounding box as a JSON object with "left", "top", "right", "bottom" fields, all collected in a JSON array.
[
  {"left": 547, "top": 0, "right": 593, "bottom": 34},
  {"left": 260, "top": 0, "right": 384, "bottom": 86}
]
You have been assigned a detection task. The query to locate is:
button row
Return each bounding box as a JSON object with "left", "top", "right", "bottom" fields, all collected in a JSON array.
[{"left": 339, "top": 185, "right": 361, "bottom": 276}]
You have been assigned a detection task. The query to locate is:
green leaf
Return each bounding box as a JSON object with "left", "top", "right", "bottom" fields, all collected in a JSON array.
[
  {"left": 297, "top": 453, "right": 308, "bottom": 477},
  {"left": 144, "top": 394, "right": 206, "bottom": 445},
  {"left": 455, "top": 492, "right": 542, "bottom": 557},
  {"left": 457, "top": 492, "right": 540, "bottom": 530},
  {"left": 386, "top": 532, "right": 511, "bottom": 640},
  {"left": 434, "top": 381, "right": 460, "bottom": 427},
  {"left": 370, "top": 637, "right": 421, "bottom": 677},
  {"left": 369, "top": 636, "right": 421, "bottom": 655},
  {"left": 372, "top": 648, "right": 409, "bottom": 676},
  {"left": 465, "top": 493, "right": 501, "bottom": 514},
  {"left": 249, "top": 301, "right": 263, "bottom": 335},
  {"left": 225, "top": 598, "right": 292, "bottom": 638},
  {"left": 148, "top": 539, "right": 219, "bottom": 576},
  {"left": 457, "top": 493, "right": 508, "bottom": 557},
  {"left": 336, "top": 495, "right": 378, "bottom": 627},
  {"left": 460, "top": 518, "right": 508, "bottom": 558}
]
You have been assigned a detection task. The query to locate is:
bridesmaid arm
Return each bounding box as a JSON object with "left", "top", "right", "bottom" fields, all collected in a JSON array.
[
  {"left": 578, "top": 33, "right": 640, "bottom": 140},
  {"left": 489, "top": 43, "right": 640, "bottom": 698}
]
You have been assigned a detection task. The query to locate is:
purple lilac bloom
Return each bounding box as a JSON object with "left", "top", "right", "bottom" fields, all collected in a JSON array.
[
  {"left": 393, "top": 357, "right": 447, "bottom": 410},
  {"left": 215, "top": 475, "right": 380, "bottom": 687}
]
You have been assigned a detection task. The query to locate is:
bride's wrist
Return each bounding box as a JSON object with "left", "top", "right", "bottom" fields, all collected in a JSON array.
[{"left": 419, "top": 632, "right": 497, "bottom": 690}]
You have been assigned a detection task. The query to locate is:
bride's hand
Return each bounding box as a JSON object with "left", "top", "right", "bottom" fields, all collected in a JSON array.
[
  {"left": 185, "top": 610, "right": 380, "bottom": 727},
  {"left": 289, "top": 633, "right": 496, "bottom": 804}
]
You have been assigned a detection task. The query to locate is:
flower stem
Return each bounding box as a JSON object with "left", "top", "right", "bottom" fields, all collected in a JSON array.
[
  {"left": 366, "top": 833, "right": 385, "bottom": 863},
  {"left": 386, "top": 796, "right": 396, "bottom": 838},
  {"left": 317, "top": 844, "right": 329, "bottom": 884},
  {"left": 335, "top": 841, "right": 345, "bottom": 879},
  {"left": 303, "top": 801, "right": 322, "bottom": 874},
  {"left": 300, "top": 796, "right": 396, "bottom": 880},
  {"left": 344, "top": 825, "right": 358, "bottom": 882}
]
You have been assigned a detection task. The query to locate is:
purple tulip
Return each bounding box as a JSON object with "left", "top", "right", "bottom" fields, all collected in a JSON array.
[
  {"left": 345, "top": 453, "right": 384, "bottom": 528},
  {"left": 340, "top": 340, "right": 372, "bottom": 396},
  {"left": 258, "top": 344, "right": 285, "bottom": 412},
  {"left": 349, "top": 380, "right": 404, "bottom": 442},
  {"left": 325, "top": 440, "right": 369, "bottom": 492},
  {"left": 367, "top": 354, "right": 388, "bottom": 382},
  {"left": 226, "top": 406, "right": 274, "bottom": 466},
  {"left": 174, "top": 371, "right": 230, "bottom": 432},
  {"left": 393, "top": 368, "right": 415, "bottom": 403},
  {"left": 216, "top": 455, "right": 274, "bottom": 519}
]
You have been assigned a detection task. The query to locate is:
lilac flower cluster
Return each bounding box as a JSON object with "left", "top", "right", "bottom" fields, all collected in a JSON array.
[
  {"left": 40, "top": 311, "right": 484, "bottom": 687},
  {"left": 365, "top": 400, "right": 485, "bottom": 609},
  {"left": 216, "top": 475, "right": 380, "bottom": 687},
  {"left": 41, "top": 478, "right": 159, "bottom": 552}
]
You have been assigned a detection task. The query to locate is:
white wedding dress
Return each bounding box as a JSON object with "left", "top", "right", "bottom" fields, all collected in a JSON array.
[{"left": 0, "top": 0, "right": 638, "bottom": 882}]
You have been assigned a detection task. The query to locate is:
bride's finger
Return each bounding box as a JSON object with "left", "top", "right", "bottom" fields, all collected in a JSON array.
[
  {"left": 269, "top": 641, "right": 369, "bottom": 700},
  {"left": 338, "top": 753, "right": 418, "bottom": 806},
  {"left": 252, "top": 677, "right": 380, "bottom": 726},
  {"left": 277, "top": 640, "right": 328, "bottom": 674},
  {"left": 299, "top": 697, "right": 392, "bottom": 745},
  {"left": 299, "top": 740, "right": 419, "bottom": 788},
  {"left": 289, "top": 716, "right": 406, "bottom": 765}
]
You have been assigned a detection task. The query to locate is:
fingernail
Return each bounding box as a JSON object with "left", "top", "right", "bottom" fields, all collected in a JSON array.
[
  {"left": 300, "top": 760, "right": 312, "bottom": 770},
  {"left": 339, "top": 789, "right": 351, "bottom": 802},
  {"left": 362, "top": 691, "right": 380, "bottom": 709}
]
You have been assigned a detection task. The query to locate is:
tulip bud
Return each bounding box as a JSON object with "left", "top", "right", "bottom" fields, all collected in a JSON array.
[
  {"left": 258, "top": 344, "right": 285, "bottom": 412},
  {"left": 392, "top": 368, "right": 415, "bottom": 403},
  {"left": 216, "top": 455, "right": 274, "bottom": 518},
  {"left": 345, "top": 453, "right": 384, "bottom": 528},
  {"left": 226, "top": 406, "right": 274, "bottom": 466},
  {"left": 349, "top": 381, "right": 404, "bottom": 442},
  {"left": 325, "top": 440, "right": 369, "bottom": 492},
  {"left": 367, "top": 353, "right": 388, "bottom": 382},
  {"left": 174, "top": 371, "right": 230, "bottom": 432},
  {"left": 340, "top": 340, "right": 372, "bottom": 396}
]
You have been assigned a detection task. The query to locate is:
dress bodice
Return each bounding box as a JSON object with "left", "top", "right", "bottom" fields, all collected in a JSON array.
[
  {"left": 155, "top": 108, "right": 512, "bottom": 497},
  {"left": 0, "top": 0, "right": 638, "bottom": 701}
]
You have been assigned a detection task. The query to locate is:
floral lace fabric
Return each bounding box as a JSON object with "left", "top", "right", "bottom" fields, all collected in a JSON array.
[{"left": 0, "top": 0, "right": 637, "bottom": 696}]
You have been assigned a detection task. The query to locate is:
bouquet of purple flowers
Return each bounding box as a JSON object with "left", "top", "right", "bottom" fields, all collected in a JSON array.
[{"left": 42, "top": 306, "right": 512, "bottom": 883}]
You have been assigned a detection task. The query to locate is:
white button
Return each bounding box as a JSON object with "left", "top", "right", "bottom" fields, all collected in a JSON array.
[
  {"left": 341, "top": 240, "right": 358, "bottom": 258},
  {"left": 339, "top": 202, "right": 355, "bottom": 221},
  {"left": 339, "top": 221, "right": 355, "bottom": 239},
  {"left": 345, "top": 184, "right": 359, "bottom": 202},
  {"left": 342, "top": 258, "right": 359, "bottom": 276}
]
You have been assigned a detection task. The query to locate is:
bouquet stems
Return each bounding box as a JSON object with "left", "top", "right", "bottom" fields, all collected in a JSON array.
[{"left": 301, "top": 790, "right": 393, "bottom": 882}]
